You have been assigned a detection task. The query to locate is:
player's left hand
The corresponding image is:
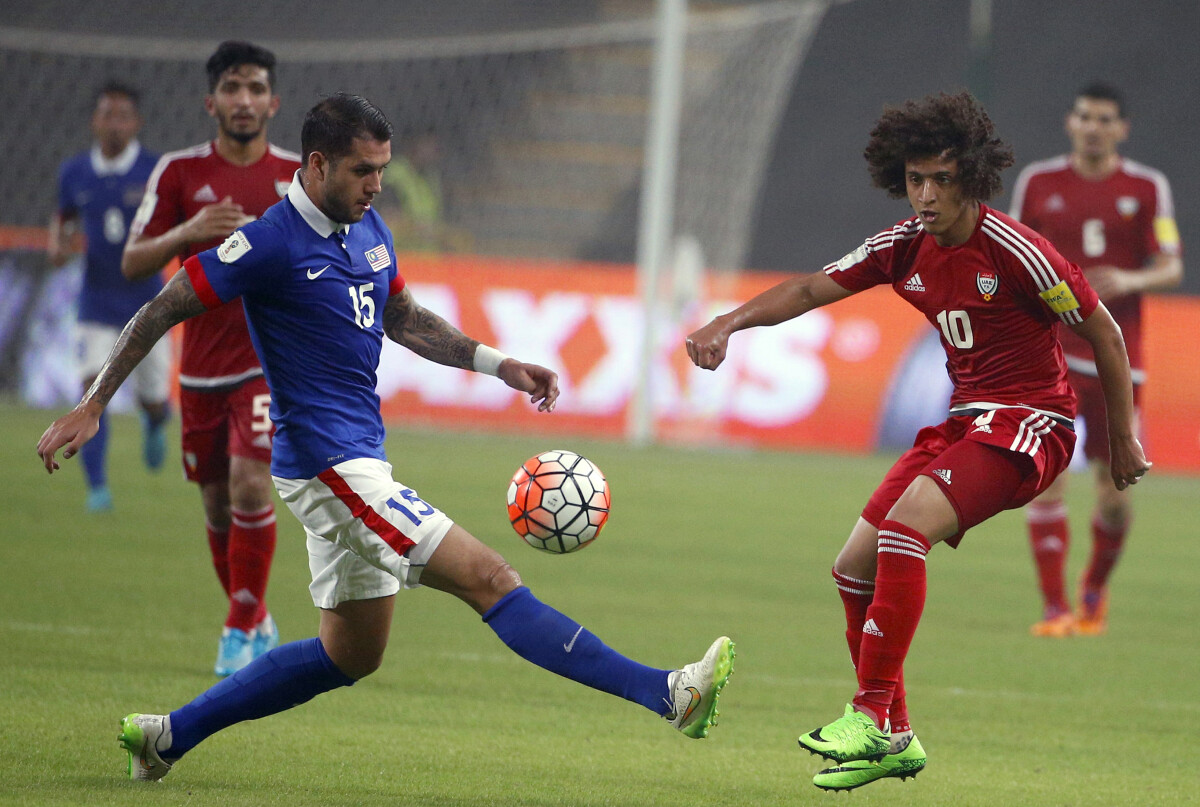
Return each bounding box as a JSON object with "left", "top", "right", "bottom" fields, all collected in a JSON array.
[
  {"left": 498, "top": 360, "right": 559, "bottom": 413},
  {"left": 1086, "top": 266, "right": 1136, "bottom": 301},
  {"left": 36, "top": 403, "right": 103, "bottom": 474},
  {"left": 1109, "top": 434, "right": 1151, "bottom": 490}
]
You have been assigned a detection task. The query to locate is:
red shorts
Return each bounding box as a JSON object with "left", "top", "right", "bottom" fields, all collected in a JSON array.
[
  {"left": 1070, "top": 370, "right": 1141, "bottom": 464},
  {"left": 180, "top": 376, "right": 274, "bottom": 484},
  {"left": 862, "top": 407, "right": 1077, "bottom": 547}
]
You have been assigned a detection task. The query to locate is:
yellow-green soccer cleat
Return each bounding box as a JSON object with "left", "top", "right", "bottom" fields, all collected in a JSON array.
[
  {"left": 118, "top": 713, "right": 173, "bottom": 782},
  {"left": 665, "top": 636, "right": 735, "bottom": 738},
  {"left": 798, "top": 704, "right": 891, "bottom": 763},
  {"left": 812, "top": 734, "right": 926, "bottom": 791}
]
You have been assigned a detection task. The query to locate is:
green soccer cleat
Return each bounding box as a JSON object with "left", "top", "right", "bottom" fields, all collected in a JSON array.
[
  {"left": 665, "top": 636, "right": 735, "bottom": 738},
  {"left": 812, "top": 734, "right": 926, "bottom": 791},
  {"left": 118, "top": 713, "right": 174, "bottom": 782},
  {"left": 798, "top": 704, "right": 891, "bottom": 763}
]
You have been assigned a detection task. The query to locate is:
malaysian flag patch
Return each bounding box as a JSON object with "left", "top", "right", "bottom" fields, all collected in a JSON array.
[{"left": 365, "top": 244, "right": 390, "bottom": 272}]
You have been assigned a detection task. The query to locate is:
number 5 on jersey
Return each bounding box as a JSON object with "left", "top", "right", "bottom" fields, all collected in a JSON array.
[{"left": 348, "top": 282, "right": 375, "bottom": 328}]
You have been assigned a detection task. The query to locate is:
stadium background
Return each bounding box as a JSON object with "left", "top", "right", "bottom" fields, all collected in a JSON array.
[{"left": 2, "top": 0, "right": 1196, "bottom": 469}]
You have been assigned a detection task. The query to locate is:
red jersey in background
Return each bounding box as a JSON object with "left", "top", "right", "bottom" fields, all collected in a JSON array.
[
  {"left": 1009, "top": 156, "right": 1181, "bottom": 381},
  {"left": 131, "top": 141, "right": 301, "bottom": 388}
]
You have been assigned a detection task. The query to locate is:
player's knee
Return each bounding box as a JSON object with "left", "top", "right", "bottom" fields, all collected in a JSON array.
[{"left": 478, "top": 558, "right": 522, "bottom": 606}]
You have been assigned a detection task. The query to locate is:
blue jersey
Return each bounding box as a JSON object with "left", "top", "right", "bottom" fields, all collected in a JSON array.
[
  {"left": 57, "top": 142, "right": 161, "bottom": 325},
  {"left": 185, "top": 177, "right": 403, "bottom": 479}
]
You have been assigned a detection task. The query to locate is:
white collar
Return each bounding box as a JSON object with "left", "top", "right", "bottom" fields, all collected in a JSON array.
[
  {"left": 287, "top": 169, "right": 350, "bottom": 237},
  {"left": 90, "top": 141, "right": 141, "bottom": 177}
]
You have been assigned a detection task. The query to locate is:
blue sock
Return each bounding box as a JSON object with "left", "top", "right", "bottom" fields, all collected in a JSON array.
[
  {"left": 482, "top": 587, "right": 672, "bottom": 715},
  {"left": 165, "top": 638, "right": 354, "bottom": 759},
  {"left": 81, "top": 412, "right": 108, "bottom": 489}
]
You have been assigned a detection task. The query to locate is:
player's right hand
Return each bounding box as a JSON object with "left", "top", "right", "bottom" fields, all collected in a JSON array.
[
  {"left": 185, "top": 196, "right": 252, "bottom": 244},
  {"left": 36, "top": 404, "right": 102, "bottom": 474},
  {"left": 498, "top": 360, "right": 559, "bottom": 413},
  {"left": 686, "top": 317, "right": 732, "bottom": 370}
]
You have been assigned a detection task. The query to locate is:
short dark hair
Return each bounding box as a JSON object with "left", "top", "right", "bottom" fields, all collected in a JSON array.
[
  {"left": 1075, "top": 81, "right": 1126, "bottom": 118},
  {"left": 206, "top": 40, "right": 277, "bottom": 92},
  {"left": 95, "top": 80, "right": 140, "bottom": 110},
  {"left": 300, "top": 93, "right": 393, "bottom": 164},
  {"left": 864, "top": 91, "right": 1014, "bottom": 202}
]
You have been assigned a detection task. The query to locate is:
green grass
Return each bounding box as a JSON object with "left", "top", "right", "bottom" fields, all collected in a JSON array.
[{"left": 2, "top": 401, "right": 1196, "bottom": 806}]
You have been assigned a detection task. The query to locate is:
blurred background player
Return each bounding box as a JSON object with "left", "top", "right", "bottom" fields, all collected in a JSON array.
[
  {"left": 1010, "top": 82, "right": 1184, "bottom": 637},
  {"left": 122, "top": 41, "right": 301, "bottom": 675},
  {"left": 48, "top": 81, "right": 168, "bottom": 513},
  {"left": 379, "top": 128, "right": 471, "bottom": 253},
  {"left": 687, "top": 91, "right": 1148, "bottom": 791}
]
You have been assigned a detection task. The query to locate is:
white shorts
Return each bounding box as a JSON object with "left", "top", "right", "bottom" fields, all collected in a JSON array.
[
  {"left": 76, "top": 321, "right": 171, "bottom": 403},
  {"left": 273, "top": 457, "right": 454, "bottom": 609}
]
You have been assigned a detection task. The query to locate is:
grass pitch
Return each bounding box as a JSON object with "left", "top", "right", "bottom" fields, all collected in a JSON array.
[{"left": 1, "top": 401, "right": 1196, "bottom": 806}]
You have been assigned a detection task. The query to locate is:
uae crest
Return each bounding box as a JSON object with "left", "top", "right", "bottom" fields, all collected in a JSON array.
[{"left": 977, "top": 271, "right": 998, "bottom": 301}]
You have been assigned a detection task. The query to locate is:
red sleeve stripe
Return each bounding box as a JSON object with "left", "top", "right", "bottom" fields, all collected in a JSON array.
[
  {"left": 389, "top": 273, "right": 406, "bottom": 296},
  {"left": 183, "top": 255, "right": 223, "bottom": 310},
  {"left": 317, "top": 467, "right": 417, "bottom": 558}
]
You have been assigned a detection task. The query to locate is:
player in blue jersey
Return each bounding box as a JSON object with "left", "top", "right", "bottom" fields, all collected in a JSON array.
[
  {"left": 48, "top": 81, "right": 169, "bottom": 512},
  {"left": 38, "top": 93, "right": 735, "bottom": 783}
]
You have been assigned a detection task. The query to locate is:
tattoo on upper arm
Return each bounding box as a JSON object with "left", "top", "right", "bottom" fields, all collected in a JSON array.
[{"left": 383, "top": 286, "right": 477, "bottom": 369}]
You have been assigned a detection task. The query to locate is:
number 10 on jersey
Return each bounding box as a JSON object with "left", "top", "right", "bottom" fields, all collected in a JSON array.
[{"left": 936, "top": 309, "right": 974, "bottom": 349}]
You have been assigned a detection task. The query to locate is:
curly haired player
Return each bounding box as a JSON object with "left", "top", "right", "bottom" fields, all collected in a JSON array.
[{"left": 687, "top": 91, "right": 1148, "bottom": 791}]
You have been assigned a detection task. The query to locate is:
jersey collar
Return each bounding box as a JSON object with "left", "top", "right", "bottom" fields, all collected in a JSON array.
[
  {"left": 287, "top": 169, "right": 350, "bottom": 238},
  {"left": 89, "top": 141, "right": 141, "bottom": 177}
]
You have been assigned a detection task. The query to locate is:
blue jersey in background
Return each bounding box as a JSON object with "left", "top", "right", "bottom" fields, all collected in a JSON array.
[{"left": 57, "top": 142, "right": 161, "bottom": 326}]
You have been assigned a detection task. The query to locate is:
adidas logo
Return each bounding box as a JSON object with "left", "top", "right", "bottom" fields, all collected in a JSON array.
[
  {"left": 972, "top": 424, "right": 993, "bottom": 434},
  {"left": 193, "top": 184, "right": 218, "bottom": 203},
  {"left": 903, "top": 273, "right": 926, "bottom": 292},
  {"left": 863, "top": 618, "right": 884, "bottom": 637},
  {"left": 933, "top": 468, "right": 952, "bottom": 484}
]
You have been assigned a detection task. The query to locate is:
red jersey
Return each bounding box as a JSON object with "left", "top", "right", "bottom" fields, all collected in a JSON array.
[
  {"left": 1009, "top": 156, "right": 1181, "bottom": 378},
  {"left": 825, "top": 205, "right": 1100, "bottom": 419},
  {"left": 131, "top": 141, "right": 301, "bottom": 388}
]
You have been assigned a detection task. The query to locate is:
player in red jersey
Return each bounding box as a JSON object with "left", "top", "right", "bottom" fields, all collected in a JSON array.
[
  {"left": 122, "top": 41, "right": 300, "bottom": 676},
  {"left": 687, "top": 92, "right": 1149, "bottom": 791},
  {"left": 1009, "top": 82, "right": 1183, "bottom": 638}
]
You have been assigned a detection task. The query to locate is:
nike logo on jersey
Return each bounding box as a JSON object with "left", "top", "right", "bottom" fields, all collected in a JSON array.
[
  {"left": 563, "top": 625, "right": 584, "bottom": 653},
  {"left": 307, "top": 265, "right": 331, "bottom": 280},
  {"left": 903, "top": 273, "right": 926, "bottom": 292}
]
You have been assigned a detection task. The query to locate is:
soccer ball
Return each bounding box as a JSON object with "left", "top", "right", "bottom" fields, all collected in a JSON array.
[{"left": 507, "top": 450, "right": 610, "bottom": 554}]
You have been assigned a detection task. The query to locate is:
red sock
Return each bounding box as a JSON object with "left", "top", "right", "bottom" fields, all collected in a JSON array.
[
  {"left": 833, "top": 568, "right": 910, "bottom": 733},
  {"left": 206, "top": 523, "right": 232, "bottom": 597},
  {"left": 226, "top": 505, "right": 277, "bottom": 631},
  {"left": 832, "top": 568, "right": 873, "bottom": 669},
  {"left": 1083, "top": 513, "right": 1128, "bottom": 593},
  {"left": 854, "top": 520, "right": 930, "bottom": 730},
  {"left": 1027, "top": 501, "right": 1070, "bottom": 616}
]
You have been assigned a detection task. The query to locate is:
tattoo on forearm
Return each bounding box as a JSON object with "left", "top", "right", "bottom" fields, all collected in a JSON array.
[
  {"left": 383, "top": 289, "right": 477, "bottom": 369},
  {"left": 84, "top": 272, "right": 206, "bottom": 407}
]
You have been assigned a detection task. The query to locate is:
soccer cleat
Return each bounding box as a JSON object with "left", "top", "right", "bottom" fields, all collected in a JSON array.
[
  {"left": 812, "top": 734, "right": 926, "bottom": 791},
  {"left": 86, "top": 486, "right": 114, "bottom": 513},
  {"left": 252, "top": 612, "right": 279, "bottom": 658},
  {"left": 141, "top": 412, "right": 166, "bottom": 471},
  {"left": 118, "top": 713, "right": 173, "bottom": 782},
  {"left": 1030, "top": 611, "right": 1075, "bottom": 638},
  {"left": 798, "top": 704, "right": 891, "bottom": 763},
  {"left": 214, "top": 627, "right": 253, "bottom": 676},
  {"left": 1074, "top": 588, "right": 1109, "bottom": 636},
  {"left": 664, "top": 636, "right": 735, "bottom": 738}
]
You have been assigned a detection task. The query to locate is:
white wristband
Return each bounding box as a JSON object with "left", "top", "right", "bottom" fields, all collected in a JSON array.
[{"left": 473, "top": 344, "right": 509, "bottom": 376}]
